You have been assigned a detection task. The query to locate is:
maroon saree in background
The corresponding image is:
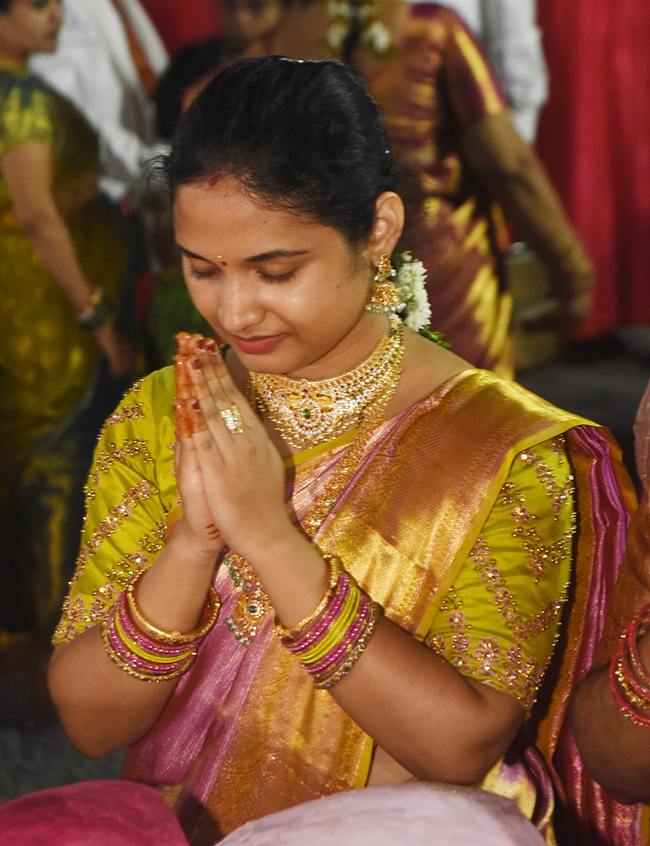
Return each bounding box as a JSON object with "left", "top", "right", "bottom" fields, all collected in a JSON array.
[{"left": 537, "top": 0, "right": 650, "bottom": 337}]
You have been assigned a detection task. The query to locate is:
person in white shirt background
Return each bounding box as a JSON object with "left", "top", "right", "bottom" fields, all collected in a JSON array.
[{"left": 30, "top": 0, "right": 168, "bottom": 204}]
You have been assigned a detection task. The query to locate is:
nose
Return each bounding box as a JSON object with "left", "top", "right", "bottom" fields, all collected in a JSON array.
[{"left": 217, "top": 277, "right": 265, "bottom": 335}]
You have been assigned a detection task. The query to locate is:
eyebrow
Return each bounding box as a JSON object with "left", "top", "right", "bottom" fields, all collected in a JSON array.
[{"left": 177, "top": 246, "right": 309, "bottom": 263}]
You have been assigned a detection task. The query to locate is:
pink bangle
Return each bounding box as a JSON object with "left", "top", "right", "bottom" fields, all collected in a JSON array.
[
  {"left": 276, "top": 560, "right": 381, "bottom": 689},
  {"left": 101, "top": 588, "right": 209, "bottom": 682},
  {"left": 285, "top": 574, "right": 352, "bottom": 654}
]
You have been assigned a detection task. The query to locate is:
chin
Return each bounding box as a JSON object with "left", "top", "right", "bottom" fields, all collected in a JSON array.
[{"left": 39, "top": 37, "right": 60, "bottom": 53}]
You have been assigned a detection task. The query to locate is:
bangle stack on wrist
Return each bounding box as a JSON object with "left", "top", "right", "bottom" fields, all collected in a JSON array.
[
  {"left": 275, "top": 554, "right": 382, "bottom": 689},
  {"left": 102, "top": 572, "right": 221, "bottom": 682},
  {"left": 609, "top": 603, "right": 650, "bottom": 727},
  {"left": 77, "top": 287, "right": 113, "bottom": 331}
]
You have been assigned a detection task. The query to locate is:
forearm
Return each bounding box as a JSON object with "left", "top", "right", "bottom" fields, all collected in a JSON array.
[
  {"left": 461, "top": 114, "right": 592, "bottom": 281},
  {"left": 21, "top": 210, "right": 97, "bottom": 314},
  {"left": 331, "top": 616, "right": 523, "bottom": 784},
  {"left": 571, "top": 633, "right": 650, "bottom": 804},
  {"left": 49, "top": 529, "right": 218, "bottom": 757},
  {"left": 249, "top": 530, "right": 524, "bottom": 785}
]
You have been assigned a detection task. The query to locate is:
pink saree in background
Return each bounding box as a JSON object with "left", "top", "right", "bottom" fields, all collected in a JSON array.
[{"left": 122, "top": 371, "right": 643, "bottom": 845}]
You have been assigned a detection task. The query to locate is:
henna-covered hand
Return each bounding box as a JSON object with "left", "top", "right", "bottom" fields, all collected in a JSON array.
[
  {"left": 172, "top": 332, "right": 226, "bottom": 561},
  {"left": 174, "top": 332, "right": 290, "bottom": 560}
]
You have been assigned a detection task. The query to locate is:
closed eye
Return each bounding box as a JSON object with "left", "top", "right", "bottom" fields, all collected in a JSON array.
[
  {"left": 186, "top": 262, "right": 220, "bottom": 280},
  {"left": 258, "top": 269, "right": 296, "bottom": 283}
]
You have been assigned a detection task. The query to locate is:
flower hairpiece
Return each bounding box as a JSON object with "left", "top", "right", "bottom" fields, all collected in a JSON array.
[
  {"left": 326, "top": 0, "right": 395, "bottom": 60},
  {"left": 393, "top": 252, "right": 450, "bottom": 347}
]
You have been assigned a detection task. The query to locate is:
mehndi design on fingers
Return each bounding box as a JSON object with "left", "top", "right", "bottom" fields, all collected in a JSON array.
[
  {"left": 204, "top": 524, "right": 221, "bottom": 542},
  {"left": 174, "top": 399, "right": 193, "bottom": 439},
  {"left": 174, "top": 355, "right": 193, "bottom": 401},
  {"left": 175, "top": 331, "right": 193, "bottom": 356}
]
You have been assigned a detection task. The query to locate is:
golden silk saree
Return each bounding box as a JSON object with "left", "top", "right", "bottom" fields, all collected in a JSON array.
[
  {"left": 55, "top": 367, "right": 643, "bottom": 844},
  {"left": 367, "top": 5, "right": 513, "bottom": 377}
]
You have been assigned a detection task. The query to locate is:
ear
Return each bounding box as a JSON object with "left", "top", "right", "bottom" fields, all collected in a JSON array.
[{"left": 368, "top": 192, "right": 405, "bottom": 266}]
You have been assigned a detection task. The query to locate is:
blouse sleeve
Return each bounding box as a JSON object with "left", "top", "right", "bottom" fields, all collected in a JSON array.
[
  {"left": 0, "top": 74, "right": 54, "bottom": 158},
  {"left": 52, "top": 377, "right": 170, "bottom": 645},
  {"left": 439, "top": 7, "right": 509, "bottom": 129},
  {"left": 424, "top": 435, "right": 575, "bottom": 713}
]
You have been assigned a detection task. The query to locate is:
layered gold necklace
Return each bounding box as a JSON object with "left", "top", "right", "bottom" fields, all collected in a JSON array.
[{"left": 249, "top": 316, "right": 405, "bottom": 450}]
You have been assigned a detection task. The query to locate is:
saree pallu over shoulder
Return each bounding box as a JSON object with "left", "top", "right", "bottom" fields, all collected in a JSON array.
[{"left": 122, "top": 370, "right": 640, "bottom": 844}]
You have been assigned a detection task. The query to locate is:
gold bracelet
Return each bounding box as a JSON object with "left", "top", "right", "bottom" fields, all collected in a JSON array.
[
  {"left": 126, "top": 572, "right": 221, "bottom": 645},
  {"left": 314, "top": 602, "right": 382, "bottom": 690},
  {"left": 299, "top": 585, "right": 361, "bottom": 663},
  {"left": 274, "top": 553, "right": 342, "bottom": 640},
  {"left": 101, "top": 621, "right": 197, "bottom": 682}
]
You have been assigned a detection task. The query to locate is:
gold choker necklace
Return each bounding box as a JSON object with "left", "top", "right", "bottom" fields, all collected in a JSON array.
[{"left": 249, "top": 316, "right": 404, "bottom": 450}]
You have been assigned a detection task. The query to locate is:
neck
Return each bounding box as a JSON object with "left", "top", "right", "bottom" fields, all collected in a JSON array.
[
  {"left": 289, "top": 312, "right": 391, "bottom": 381},
  {"left": 0, "top": 49, "right": 29, "bottom": 70}
]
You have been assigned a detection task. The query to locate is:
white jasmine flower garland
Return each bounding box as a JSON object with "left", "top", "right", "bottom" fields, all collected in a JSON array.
[
  {"left": 326, "top": 0, "right": 395, "bottom": 60},
  {"left": 393, "top": 252, "right": 450, "bottom": 347}
]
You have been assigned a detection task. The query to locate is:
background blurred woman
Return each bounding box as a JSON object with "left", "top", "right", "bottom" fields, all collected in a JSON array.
[
  {"left": 235, "top": 0, "right": 594, "bottom": 377},
  {"left": 0, "top": 0, "right": 132, "bottom": 635}
]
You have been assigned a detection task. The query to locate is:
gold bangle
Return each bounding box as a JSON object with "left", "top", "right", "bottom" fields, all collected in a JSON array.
[
  {"left": 126, "top": 572, "right": 221, "bottom": 645},
  {"left": 101, "top": 621, "right": 197, "bottom": 682},
  {"left": 299, "top": 585, "right": 361, "bottom": 663},
  {"left": 274, "top": 553, "right": 342, "bottom": 640},
  {"left": 314, "top": 602, "right": 382, "bottom": 690}
]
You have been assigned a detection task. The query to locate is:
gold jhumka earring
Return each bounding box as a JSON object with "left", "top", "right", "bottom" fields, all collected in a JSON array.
[{"left": 366, "top": 253, "right": 404, "bottom": 316}]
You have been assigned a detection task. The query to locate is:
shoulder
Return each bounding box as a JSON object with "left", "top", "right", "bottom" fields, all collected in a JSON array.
[
  {"left": 100, "top": 367, "right": 175, "bottom": 444},
  {"left": 399, "top": 367, "right": 593, "bottom": 459},
  {"left": 0, "top": 69, "right": 50, "bottom": 110},
  {"left": 121, "top": 366, "right": 175, "bottom": 409},
  {"left": 0, "top": 70, "right": 55, "bottom": 155}
]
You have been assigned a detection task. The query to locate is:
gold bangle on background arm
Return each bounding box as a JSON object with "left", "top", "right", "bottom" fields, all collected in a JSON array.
[{"left": 126, "top": 571, "right": 221, "bottom": 645}]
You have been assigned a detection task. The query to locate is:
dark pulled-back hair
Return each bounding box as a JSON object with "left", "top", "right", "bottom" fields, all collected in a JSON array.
[{"left": 167, "top": 56, "right": 398, "bottom": 245}]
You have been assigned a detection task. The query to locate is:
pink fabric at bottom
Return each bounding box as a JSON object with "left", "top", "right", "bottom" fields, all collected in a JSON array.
[
  {"left": 220, "top": 783, "right": 546, "bottom": 846},
  {"left": 0, "top": 780, "right": 188, "bottom": 846}
]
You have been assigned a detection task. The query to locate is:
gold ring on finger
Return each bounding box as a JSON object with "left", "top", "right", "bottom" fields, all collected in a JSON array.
[{"left": 220, "top": 404, "right": 244, "bottom": 435}]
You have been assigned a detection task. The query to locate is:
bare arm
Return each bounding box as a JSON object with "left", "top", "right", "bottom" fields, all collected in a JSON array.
[
  {"left": 571, "top": 632, "right": 650, "bottom": 804},
  {"left": 461, "top": 112, "right": 594, "bottom": 329},
  {"left": 49, "top": 524, "right": 221, "bottom": 758},
  {"left": 51, "top": 502, "right": 523, "bottom": 779},
  {"left": 2, "top": 140, "right": 131, "bottom": 375},
  {"left": 261, "top": 531, "right": 524, "bottom": 785}
]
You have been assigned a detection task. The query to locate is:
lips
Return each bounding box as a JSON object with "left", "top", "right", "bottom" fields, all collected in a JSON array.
[{"left": 231, "top": 334, "right": 285, "bottom": 355}]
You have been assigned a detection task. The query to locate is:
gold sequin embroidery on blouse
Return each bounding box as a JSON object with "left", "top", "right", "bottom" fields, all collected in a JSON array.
[
  {"left": 424, "top": 437, "right": 574, "bottom": 711},
  {"left": 89, "top": 440, "right": 154, "bottom": 489}
]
